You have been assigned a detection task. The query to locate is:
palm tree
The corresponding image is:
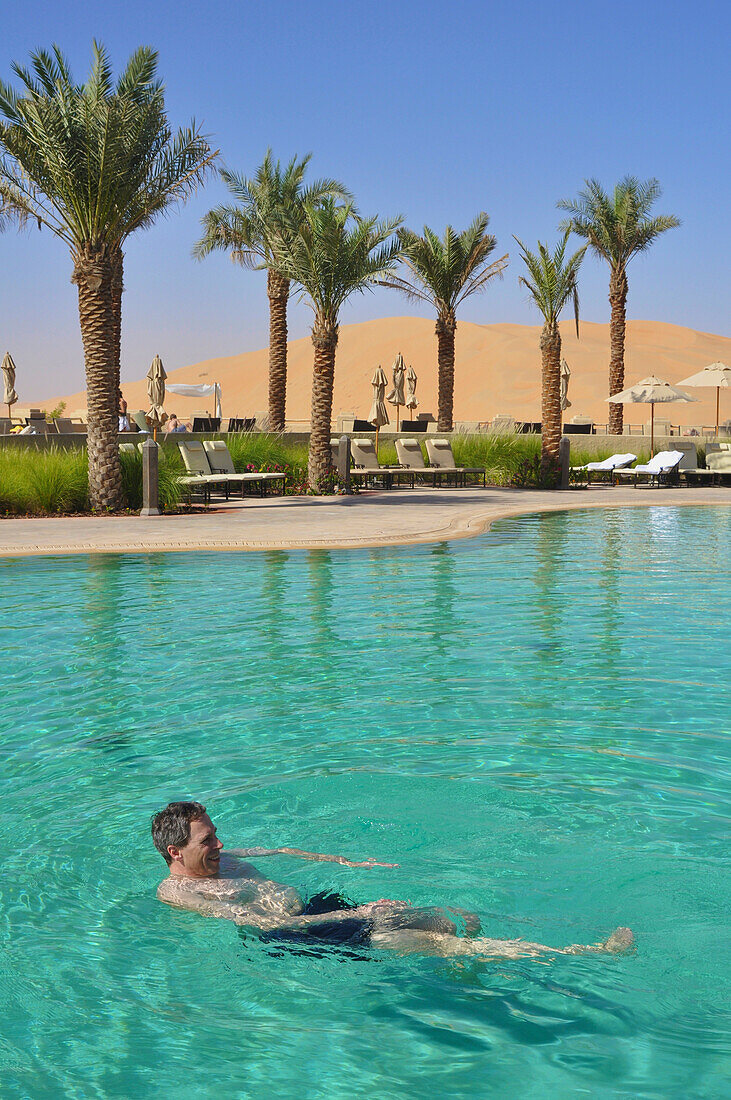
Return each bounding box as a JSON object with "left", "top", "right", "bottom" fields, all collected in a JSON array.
[
  {"left": 272, "top": 199, "right": 402, "bottom": 492},
  {"left": 381, "top": 216, "right": 508, "bottom": 431},
  {"left": 514, "top": 231, "right": 587, "bottom": 476},
  {"left": 0, "top": 43, "right": 214, "bottom": 509},
  {"left": 558, "top": 177, "right": 680, "bottom": 434},
  {"left": 194, "top": 153, "right": 348, "bottom": 432}
]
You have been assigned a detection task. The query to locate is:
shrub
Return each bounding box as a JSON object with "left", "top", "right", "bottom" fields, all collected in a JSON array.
[
  {"left": 0, "top": 444, "right": 183, "bottom": 515},
  {"left": 0, "top": 446, "right": 88, "bottom": 514}
]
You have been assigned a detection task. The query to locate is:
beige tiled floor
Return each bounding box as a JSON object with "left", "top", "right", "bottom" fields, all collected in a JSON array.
[{"left": 0, "top": 484, "right": 728, "bottom": 556}]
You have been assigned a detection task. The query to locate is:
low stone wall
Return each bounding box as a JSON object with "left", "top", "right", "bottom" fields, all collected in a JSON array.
[{"left": 1, "top": 429, "right": 726, "bottom": 455}]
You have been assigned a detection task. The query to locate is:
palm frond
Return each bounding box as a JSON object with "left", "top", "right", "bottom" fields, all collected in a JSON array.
[
  {"left": 0, "top": 42, "right": 214, "bottom": 252},
  {"left": 389, "top": 214, "right": 504, "bottom": 320},
  {"left": 195, "top": 151, "right": 350, "bottom": 275},
  {"left": 272, "top": 198, "right": 402, "bottom": 322},
  {"left": 514, "top": 231, "right": 587, "bottom": 327},
  {"left": 558, "top": 175, "right": 679, "bottom": 270}
]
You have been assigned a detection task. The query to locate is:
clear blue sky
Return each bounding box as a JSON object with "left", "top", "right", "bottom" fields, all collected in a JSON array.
[{"left": 1, "top": 0, "right": 728, "bottom": 399}]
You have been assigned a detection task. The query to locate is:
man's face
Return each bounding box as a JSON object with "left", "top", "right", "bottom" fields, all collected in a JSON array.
[{"left": 169, "top": 813, "right": 223, "bottom": 877}]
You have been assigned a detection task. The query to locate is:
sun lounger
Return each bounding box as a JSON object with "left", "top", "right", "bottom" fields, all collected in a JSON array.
[
  {"left": 350, "top": 438, "right": 413, "bottom": 489},
  {"left": 570, "top": 453, "right": 636, "bottom": 484},
  {"left": 668, "top": 440, "right": 718, "bottom": 484},
  {"left": 396, "top": 437, "right": 462, "bottom": 487},
  {"left": 613, "top": 450, "right": 684, "bottom": 487},
  {"left": 705, "top": 443, "right": 731, "bottom": 482},
  {"left": 119, "top": 442, "right": 137, "bottom": 454},
  {"left": 177, "top": 439, "right": 238, "bottom": 500},
  {"left": 203, "top": 439, "right": 286, "bottom": 496},
  {"left": 425, "top": 438, "right": 486, "bottom": 487}
]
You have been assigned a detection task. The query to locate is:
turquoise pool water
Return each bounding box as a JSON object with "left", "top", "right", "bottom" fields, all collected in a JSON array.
[{"left": 0, "top": 506, "right": 729, "bottom": 1099}]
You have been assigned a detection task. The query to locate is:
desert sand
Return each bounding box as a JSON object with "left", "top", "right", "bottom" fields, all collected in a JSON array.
[{"left": 48, "top": 316, "right": 730, "bottom": 429}]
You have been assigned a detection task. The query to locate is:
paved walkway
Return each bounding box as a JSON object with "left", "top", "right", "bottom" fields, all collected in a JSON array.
[{"left": 0, "top": 484, "right": 728, "bottom": 556}]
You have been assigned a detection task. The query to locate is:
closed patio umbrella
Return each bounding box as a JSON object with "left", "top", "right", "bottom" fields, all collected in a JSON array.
[
  {"left": 405, "top": 365, "right": 419, "bottom": 412},
  {"left": 676, "top": 361, "right": 730, "bottom": 437},
  {"left": 606, "top": 375, "right": 696, "bottom": 456},
  {"left": 560, "top": 359, "right": 572, "bottom": 411},
  {"left": 146, "top": 354, "right": 167, "bottom": 439},
  {"left": 368, "top": 365, "right": 390, "bottom": 455},
  {"left": 387, "top": 352, "right": 406, "bottom": 431},
  {"left": 2, "top": 352, "right": 18, "bottom": 419}
]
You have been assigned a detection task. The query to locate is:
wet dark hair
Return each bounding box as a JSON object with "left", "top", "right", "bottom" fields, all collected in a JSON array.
[{"left": 151, "top": 801, "right": 207, "bottom": 864}]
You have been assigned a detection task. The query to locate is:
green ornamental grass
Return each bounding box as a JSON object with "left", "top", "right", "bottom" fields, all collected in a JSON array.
[{"left": 0, "top": 434, "right": 670, "bottom": 516}]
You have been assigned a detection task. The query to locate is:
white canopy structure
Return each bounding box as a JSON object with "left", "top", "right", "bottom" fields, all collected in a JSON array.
[{"left": 167, "top": 382, "right": 222, "bottom": 419}]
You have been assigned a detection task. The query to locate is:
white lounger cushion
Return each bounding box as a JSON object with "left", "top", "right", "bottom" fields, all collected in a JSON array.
[
  {"left": 396, "top": 439, "right": 427, "bottom": 468},
  {"left": 351, "top": 439, "right": 379, "bottom": 468},
  {"left": 426, "top": 438, "right": 484, "bottom": 474},
  {"left": 582, "top": 453, "right": 637, "bottom": 471},
  {"left": 630, "top": 450, "right": 684, "bottom": 474},
  {"left": 178, "top": 439, "right": 214, "bottom": 475},
  {"left": 203, "top": 439, "right": 284, "bottom": 481}
]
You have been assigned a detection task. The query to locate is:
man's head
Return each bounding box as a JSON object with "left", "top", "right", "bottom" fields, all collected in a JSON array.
[{"left": 151, "top": 801, "right": 223, "bottom": 877}]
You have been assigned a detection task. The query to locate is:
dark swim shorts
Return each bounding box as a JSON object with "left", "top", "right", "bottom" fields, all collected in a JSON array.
[{"left": 258, "top": 892, "right": 373, "bottom": 951}]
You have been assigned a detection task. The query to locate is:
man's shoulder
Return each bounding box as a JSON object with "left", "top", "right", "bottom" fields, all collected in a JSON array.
[{"left": 157, "top": 875, "right": 200, "bottom": 900}]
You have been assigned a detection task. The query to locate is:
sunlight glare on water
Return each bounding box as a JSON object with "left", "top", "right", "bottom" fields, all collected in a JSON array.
[{"left": 0, "top": 506, "right": 729, "bottom": 1099}]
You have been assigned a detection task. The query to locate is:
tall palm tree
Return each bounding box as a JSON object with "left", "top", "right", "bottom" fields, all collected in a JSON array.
[
  {"left": 381, "top": 216, "right": 508, "bottom": 431},
  {"left": 514, "top": 231, "right": 587, "bottom": 476},
  {"left": 272, "top": 199, "right": 402, "bottom": 492},
  {"left": 194, "top": 153, "right": 348, "bottom": 432},
  {"left": 0, "top": 43, "right": 214, "bottom": 509},
  {"left": 558, "top": 177, "right": 680, "bottom": 434}
]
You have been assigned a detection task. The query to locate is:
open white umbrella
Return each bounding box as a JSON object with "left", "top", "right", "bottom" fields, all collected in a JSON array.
[
  {"left": 2, "top": 352, "right": 18, "bottom": 419},
  {"left": 676, "top": 361, "right": 730, "bottom": 437},
  {"left": 606, "top": 375, "right": 696, "bottom": 456},
  {"left": 146, "top": 354, "right": 167, "bottom": 439},
  {"left": 387, "top": 352, "right": 406, "bottom": 431},
  {"left": 405, "top": 365, "right": 419, "bottom": 413},
  {"left": 369, "top": 365, "right": 390, "bottom": 455},
  {"left": 560, "top": 359, "right": 572, "bottom": 411}
]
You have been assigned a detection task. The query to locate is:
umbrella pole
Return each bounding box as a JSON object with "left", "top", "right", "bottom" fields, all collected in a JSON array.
[
  {"left": 375, "top": 426, "right": 379, "bottom": 458},
  {"left": 650, "top": 404, "right": 654, "bottom": 457},
  {"left": 717, "top": 387, "right": 720, "bottom": 437}
]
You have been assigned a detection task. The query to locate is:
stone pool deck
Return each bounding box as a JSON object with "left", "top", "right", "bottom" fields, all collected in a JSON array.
[{"left": 0, "top": 484, "right": 728, "bottom": 556}]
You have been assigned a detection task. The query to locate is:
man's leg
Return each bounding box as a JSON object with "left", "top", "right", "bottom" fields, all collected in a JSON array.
[{"left": 369, "top": 926, "right": 634, "bottom": 959}]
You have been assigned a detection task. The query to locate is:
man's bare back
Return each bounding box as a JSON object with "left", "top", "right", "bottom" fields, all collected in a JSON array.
[{"left": 151, "top": 802, "right": 635, "bottom": 959}]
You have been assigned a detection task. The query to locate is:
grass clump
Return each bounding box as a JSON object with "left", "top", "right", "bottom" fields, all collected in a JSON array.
[
  {"left": 0, "top": 447, "right": 88, "bottom": 514},
  {"left": 119, "top": 449, "right": 182, "bottom": 511},
  {"left": 0, "top": 445, "right": 183, "bottom": 515}
]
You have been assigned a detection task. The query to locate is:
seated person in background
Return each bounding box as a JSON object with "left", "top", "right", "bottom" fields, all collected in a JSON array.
[
  {"left": 118, "top": 389, "right": 130, "bottom": 431},
  {"left": 151, "top": 801, "right": 634, "bottom": 959},
  {"left": 163, "top": 413, "right": 189, "bottom": 434}
]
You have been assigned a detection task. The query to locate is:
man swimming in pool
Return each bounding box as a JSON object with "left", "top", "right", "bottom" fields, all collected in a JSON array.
[{"left": 151, "top": 801, "right": 634, "bottom": 958}]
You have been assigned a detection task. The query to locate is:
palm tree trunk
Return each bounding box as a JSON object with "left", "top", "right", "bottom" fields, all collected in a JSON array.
[
  {"left": 267, "top": 268, "right": 290, "bottom": 432},
  {"left": 608, "top": 267, "right": 628, "bottom": 434},
  {"left": 308, "top": 319, "right": 339, "bottom": 492},
  {"left": 72, "top": 244, "right": 123, "bottom": 511},
  {"left": 435, "top": 311, "right": 456, "bottom": 431},
  {"left": 111, "top": 247, "right": 124, "bottom": 395},
  {"left": 540, "top": 321, "right": 562, "bottom": 476}
]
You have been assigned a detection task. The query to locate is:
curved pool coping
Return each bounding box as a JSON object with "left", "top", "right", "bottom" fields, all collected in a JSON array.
[{"left": 0, "top": 485, "right": 729, "bottom": 557}]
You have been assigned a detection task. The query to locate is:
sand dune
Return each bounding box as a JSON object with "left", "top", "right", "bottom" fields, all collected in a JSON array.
[{"left": 50, "top": 316, "right": 730, "bottom": 429}]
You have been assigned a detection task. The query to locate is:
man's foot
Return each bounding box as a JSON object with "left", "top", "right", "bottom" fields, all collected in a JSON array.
[{"left": 603, "top": 926, "right": 635, "bottom": 953}]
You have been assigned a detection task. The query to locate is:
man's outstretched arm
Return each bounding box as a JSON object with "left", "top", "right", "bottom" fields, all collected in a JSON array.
[{"left": 224, "top": 846, "right": 398, "bottom": 868}]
